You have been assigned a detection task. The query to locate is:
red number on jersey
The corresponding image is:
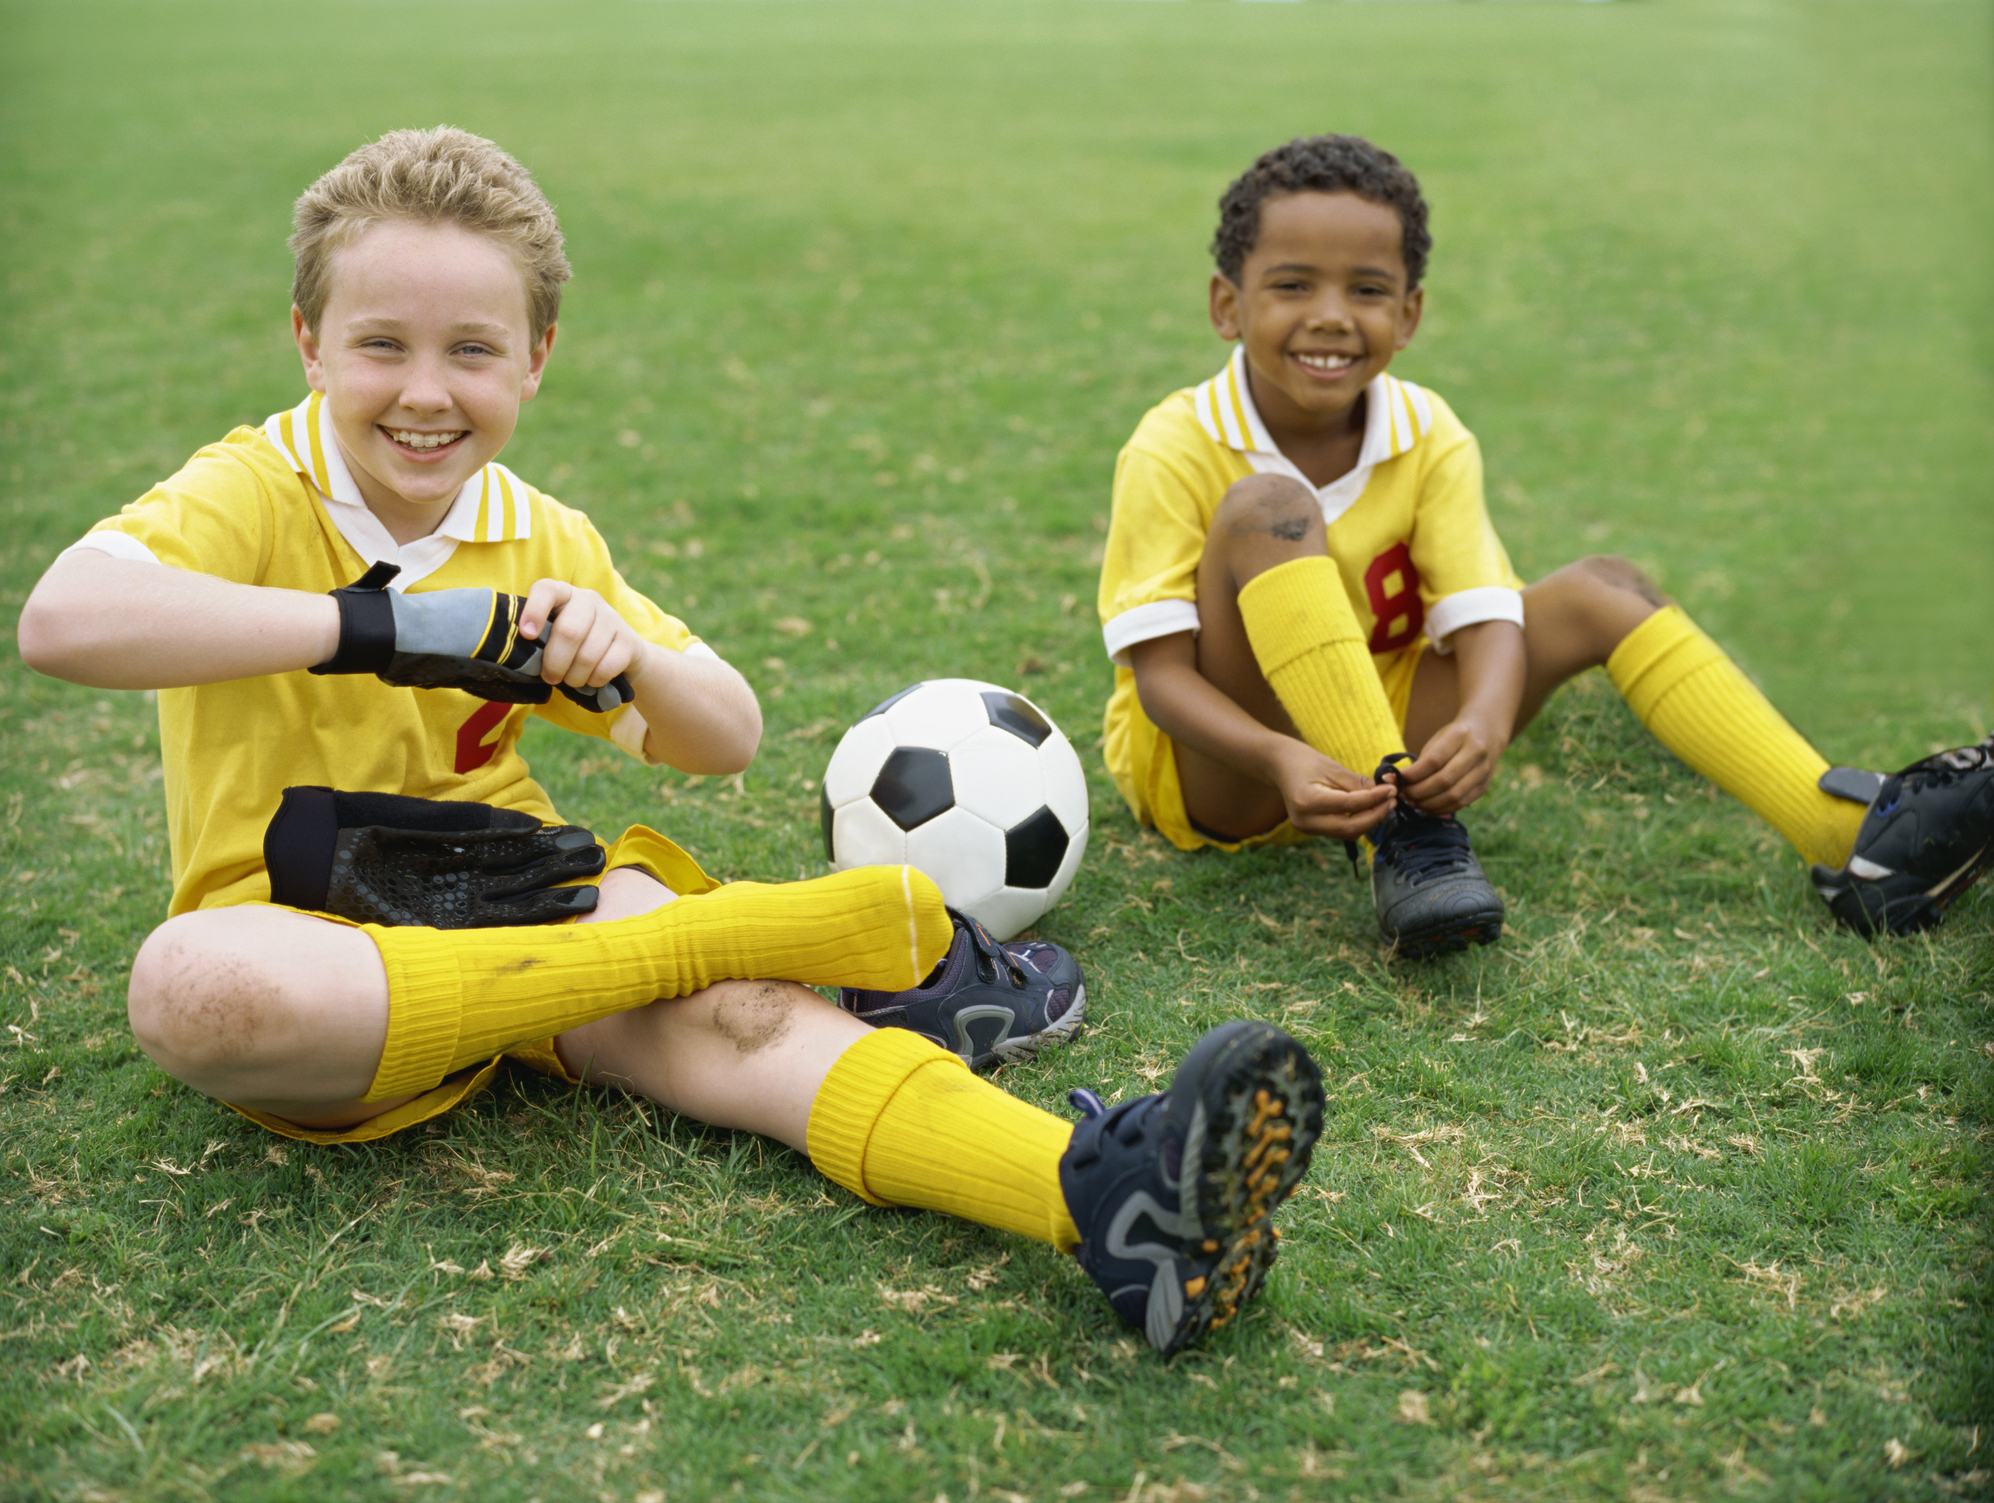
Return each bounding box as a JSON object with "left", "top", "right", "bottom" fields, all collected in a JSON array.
[
  {"left": 455, "top": 700, "right": 512, "bottom": 774},
  {"left": 1363, "top": 543, "right": 1424, "bottom": 654}
]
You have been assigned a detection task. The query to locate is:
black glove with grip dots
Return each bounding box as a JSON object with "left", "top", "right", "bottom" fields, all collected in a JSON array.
[
  {"left": 311, "top": 561, "right": 633, "bottom": 713},
  {"left": 264, "top": 785, "right": 605, "bottom": 929}
]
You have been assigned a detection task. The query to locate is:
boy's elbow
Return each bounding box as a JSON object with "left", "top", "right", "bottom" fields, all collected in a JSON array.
[
  {"left": 720, "top": 701, "right": 763, "bottom": 773},
  {"left": 16, "top": 593, "right": 83, "bottom": 680}
]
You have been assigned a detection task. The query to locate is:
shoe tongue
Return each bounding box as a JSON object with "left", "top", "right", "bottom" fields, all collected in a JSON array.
[
  {"left": 917, "top": 931, "right": 973, "bottom": 995},
  {"left": 1388, "top": 805, "right": 1472, "bottom": 875}
]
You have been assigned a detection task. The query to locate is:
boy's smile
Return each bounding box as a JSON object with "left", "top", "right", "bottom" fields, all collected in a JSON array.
[
  {"left": 1209, "top": 191, "right": 1423, "bottom": 464},
  {"left": 293, "top": 219, "right": 554, "bottom": 543}
]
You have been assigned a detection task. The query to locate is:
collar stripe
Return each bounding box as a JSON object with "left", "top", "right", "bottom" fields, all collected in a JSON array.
[
  {"left": 1192, "top": 349, "right": 1433, "bottom": 465},
  {"left": 260, "top": 394, "right": 532, "bottom": 544}
]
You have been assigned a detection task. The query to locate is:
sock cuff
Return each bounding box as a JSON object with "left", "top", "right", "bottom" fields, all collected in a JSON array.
[
  {"left": 1237, "top": 555, "right": 1364, "bottom": 675},
  {"left": 1606, "top": 606, "right": 1723, "bottom": 722},
  {"left": 362, "top": 926, "right": 467, "bottom": 1101},
  {"left": 806, "top": 1026, "right": 967, "bottom": 1204}
]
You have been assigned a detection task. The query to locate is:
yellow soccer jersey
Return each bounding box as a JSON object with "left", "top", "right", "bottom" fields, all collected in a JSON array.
[
  {"left": 69, "top": 393, "right": 707, "bottom": 915},
  {"left": 1097, "top": 348, "right": 1525, "bottom": 828}
]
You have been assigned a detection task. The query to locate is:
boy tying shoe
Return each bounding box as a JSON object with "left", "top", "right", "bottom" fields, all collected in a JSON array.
[
  {"left": 1099, "top": 134, "right": 1994, "bottom": 955},
  {"left": 17, "top": 127, "right": 1323, "bottom": 1356}
]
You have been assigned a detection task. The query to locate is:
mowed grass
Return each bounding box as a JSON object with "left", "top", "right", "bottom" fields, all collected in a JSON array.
[{"left": 2, "top": 2, "right": 1990, "bottom": 1499}]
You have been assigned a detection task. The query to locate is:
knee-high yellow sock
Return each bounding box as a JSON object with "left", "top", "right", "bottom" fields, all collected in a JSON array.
[
  {"left": 1237, "top": 555, "right": 1404, "bottom": 777},
  {"left": 364, "top": 865, "right": 951, "bottom": 1101},
  {"left": 807, "top": 1027, "right": 1079, "bottom": 1250},
  {"left": 1608, "top": 606, "right": 1863, "bottom": 869}
]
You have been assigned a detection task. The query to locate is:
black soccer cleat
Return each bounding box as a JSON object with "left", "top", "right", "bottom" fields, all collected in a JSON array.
[
  {"left": 840, "top": 909, "right": 1085, "bottom": 1069},
  {"left": 1810, "top": 737, "right": 1994, "bottom": 938},
  {"left": 1059, "top": 1021, "right": 1324, "bottom": 1357},
  {"left": 1356, "top": 755, "right": 1504, "bottom": 957}
]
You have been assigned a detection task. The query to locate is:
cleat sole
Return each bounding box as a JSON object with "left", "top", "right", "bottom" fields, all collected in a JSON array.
[{"left": 1150, "top": 1025, "right": 1325, "bottom": 1358}]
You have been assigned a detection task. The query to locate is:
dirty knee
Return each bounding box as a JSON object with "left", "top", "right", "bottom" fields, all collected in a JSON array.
[
  {"left": 707, "top": 980, "right": 800, "bottom": 1056},
  {"left": 128, "top": 922, "right": 277, "bottom": 1076},
  {"left": 1570, "top": 554, "right": 1668, "bottom": 611},
  {"left": 1215, "top": 474, "right": 1322, "bottom": 547}
]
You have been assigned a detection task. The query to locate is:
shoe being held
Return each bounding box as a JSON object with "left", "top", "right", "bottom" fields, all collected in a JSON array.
[
  {"left": 1357, "top": 754, "right": 1504, "bottom": 957},
  {"left": 1059, "top": 1021, "right": 1325, "bottom": 1357},
  {"left": 1811, "top": 737, "right": 1994, "bottom": 937},
  {"left": 841, "top": 908, "right": 1084, "bottom": 1069}
]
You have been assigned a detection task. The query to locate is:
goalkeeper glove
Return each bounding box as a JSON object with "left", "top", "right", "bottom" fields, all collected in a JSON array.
[
  {"left": 264, "top": 785, "right": 604, "bottom": 928},
  {"left": 311, "top": 562, "right": 632, "bottom": 713}
]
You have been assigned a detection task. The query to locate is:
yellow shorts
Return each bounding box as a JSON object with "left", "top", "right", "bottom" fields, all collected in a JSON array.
[
  {"left": 223, "top": 824, "right": 717, "bottom": 1146},
  {"left": 1110, "top": 641, "right": 1427, "bottom": 854}
]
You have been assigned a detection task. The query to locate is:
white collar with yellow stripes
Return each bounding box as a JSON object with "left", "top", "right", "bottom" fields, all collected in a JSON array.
[
  {"left": 262, "top": 392, "right": 534, "bottom": 590},
  {"left": 1192, "top": 346, "right": 1435, "bottom": 525}
]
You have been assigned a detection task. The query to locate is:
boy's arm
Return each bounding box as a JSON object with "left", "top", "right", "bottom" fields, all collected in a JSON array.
[
  {"left": 18, "top": 550, "right": 340, "bottom": 688},
  {"left": 519, "top": 579, "right": 760, "bottom": 775},
  {"left": 1394, "top": 618, "right": 1524, "bottom": 813},
  {"left": 1127, "top": 632, "right": 1393, "bottom": 840}
]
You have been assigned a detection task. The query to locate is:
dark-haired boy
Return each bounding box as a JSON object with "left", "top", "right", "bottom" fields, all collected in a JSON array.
[
  {"left": 18, "top": 126, "right": 1324, "bottom": 1355},
  {"left": 1098, "top": 134, "right": 1994, "bottom": 953}
]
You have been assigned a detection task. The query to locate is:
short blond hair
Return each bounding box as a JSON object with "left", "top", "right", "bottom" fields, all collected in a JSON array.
[{"left": 290, "top": 127, "right": 570, "bottom": 343}]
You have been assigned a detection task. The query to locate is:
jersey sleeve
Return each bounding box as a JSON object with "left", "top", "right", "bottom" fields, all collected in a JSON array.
[
  {"left": 1407, "top": 409, "right": 1524, "bottom": 650},
  {"left": 1097, "top": 443, "right": 1214, "bottom": 666},
  {"left": 523, "top": 506, "right": 711, "bottom": 761},
  {"left": 67, "top": 434, "right": 279, "bottom": 583}
]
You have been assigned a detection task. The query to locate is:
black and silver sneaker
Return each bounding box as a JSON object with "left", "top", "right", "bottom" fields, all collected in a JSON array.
[
  {"left": 1355, "top": 754, "right": 1504, "bottom": 957},
  {"left": 1810, "top": 737, "right": 1994, "bottom": 938},
  {"left": 1059, "top": 1021, "right": 1324, "bottom": 1357},
  {"left": 840, "top": 909, "right": 1085, "bottom": 1069}
]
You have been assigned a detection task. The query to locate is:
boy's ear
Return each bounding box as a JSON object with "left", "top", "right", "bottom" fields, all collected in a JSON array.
[
  {"left": 519, "top": 322, "right": 557, "bottom": 402},
  {"left": 1395, "top": 287, "right": 1425, "bottom": 351},
  {"left": 1208, "top": 274, "right": 1243, "bottom": 342},
  {"left": 292, "top": 307, "right": 327, "bottom": 394}
]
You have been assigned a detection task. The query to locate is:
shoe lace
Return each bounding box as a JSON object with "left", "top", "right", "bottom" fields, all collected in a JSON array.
[
  {"left": 1068, "top": 1087, "right": 1107, "bottom": 1119},
  {"left": 1346, "top": 753, "right": 1476, "bottom": 881},
  {"left": 1899, "top": 741, "right": 1994, "bottom": 790}
]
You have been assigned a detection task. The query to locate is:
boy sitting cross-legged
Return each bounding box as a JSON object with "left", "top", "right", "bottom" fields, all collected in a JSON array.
[
  {"left": 1098, "top": 134, "right": 1994, "bottom": 955},
  {"left": 17, "top": 126, "right": 1324, "bottom": 1355}
]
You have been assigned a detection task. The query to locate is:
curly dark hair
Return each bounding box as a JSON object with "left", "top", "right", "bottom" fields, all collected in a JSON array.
[{"left": 1211, "top": 135, "right": 1431, "bottom": 289}]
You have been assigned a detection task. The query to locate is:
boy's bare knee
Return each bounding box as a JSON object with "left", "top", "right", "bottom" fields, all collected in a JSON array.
[
  {"left": 1216, "top": 473, "right": 1321, "bottom": 546},
  {"left": 128, "top": 916, "right": 281, "bottom": 1078},
  {"left": 706, "top": 979, "right": 802, "bottom": 1055},
  {"left": 1568, "top": 554, "right": 1668, "bottom": 610}
]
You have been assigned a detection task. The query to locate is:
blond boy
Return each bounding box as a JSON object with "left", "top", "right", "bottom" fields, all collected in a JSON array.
[{"left": 19, "top": 127, "right": 1323, "bottom": 1355}]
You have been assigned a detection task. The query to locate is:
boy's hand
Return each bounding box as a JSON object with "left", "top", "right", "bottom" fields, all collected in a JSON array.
[
  {"left": 312, "top": 563, "right": 631, "bottom": 712},
  {"left": 518, "top": 580, "right": 648, "bottom": 703},
  {"left": 1270, "top": 741, "right": 1398, "bottom": 840},
  {"left": 1394, "top": 714, "right": 1506, "bottom": 814}
]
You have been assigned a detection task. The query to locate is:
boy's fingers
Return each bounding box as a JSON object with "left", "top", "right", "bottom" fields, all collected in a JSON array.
[{"left": 518, "top": 579, "right": 572, "bottom": 642}]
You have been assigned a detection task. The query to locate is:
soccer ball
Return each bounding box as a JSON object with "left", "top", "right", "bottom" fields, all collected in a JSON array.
[{"left": 819, "top": 679, "right": 1090, "bottom": 941}]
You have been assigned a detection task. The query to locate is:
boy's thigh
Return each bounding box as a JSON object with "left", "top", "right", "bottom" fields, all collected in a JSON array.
[{"left": 1173, "top": 737, "right": 1292, "bottom": 844}]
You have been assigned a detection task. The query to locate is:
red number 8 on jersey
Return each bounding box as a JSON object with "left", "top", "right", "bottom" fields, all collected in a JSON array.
[{"left": 1363, "top": 542, "right": 1425, "bottom": 655}]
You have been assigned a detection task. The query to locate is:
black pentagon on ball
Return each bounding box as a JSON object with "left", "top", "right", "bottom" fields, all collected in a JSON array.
[
  {"left": 819, "top": 785, "right": 836, "bottom": 863},
  {"left": 860, "top": 682, "right": 923, "bottom": 720},
  {"left": 1005, "top": 806, "right": 1069, "bottom": 889},
  {"left": 872, "top": 746, "right": 954, "bottom": 831},
  {"left": 981, "top": 691, "right": 1051, "bottom": 748}
]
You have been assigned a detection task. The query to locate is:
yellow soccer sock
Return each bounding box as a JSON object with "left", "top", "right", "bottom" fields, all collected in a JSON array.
[
  {"left": 1608, "top": 606, "right": 1863, "bottom": 869},
  {"left": 807, "top": 1027, "right": 1079, "bottom": 1251},
  {"left": 1237, "top": 555, "right": 1404, "bottom": 778},
  {"left": 364, "top": 864, "right": 952, "bottom": 1100}
]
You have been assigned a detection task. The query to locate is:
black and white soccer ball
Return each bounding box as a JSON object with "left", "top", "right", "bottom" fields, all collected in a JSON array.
[{"left": 820, "top": 679, "right": 1090, "bottom": 941}]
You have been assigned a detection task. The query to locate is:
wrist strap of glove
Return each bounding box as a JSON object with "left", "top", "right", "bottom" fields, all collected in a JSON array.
[{"left": 311, "top": 561, "right": 403, "bottom": 676}]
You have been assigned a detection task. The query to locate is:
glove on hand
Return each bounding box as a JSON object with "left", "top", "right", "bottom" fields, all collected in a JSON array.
[
  {"left": 311, "top": 561, "right": 633, "bottom": 713},
  {"left": 264, "top": 785, "right": 605, "bottom": 928}
]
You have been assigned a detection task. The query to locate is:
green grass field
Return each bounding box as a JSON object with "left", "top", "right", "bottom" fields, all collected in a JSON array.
[{"left": 3, "top": 2, "right": 1990, "bottom": 1499}]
